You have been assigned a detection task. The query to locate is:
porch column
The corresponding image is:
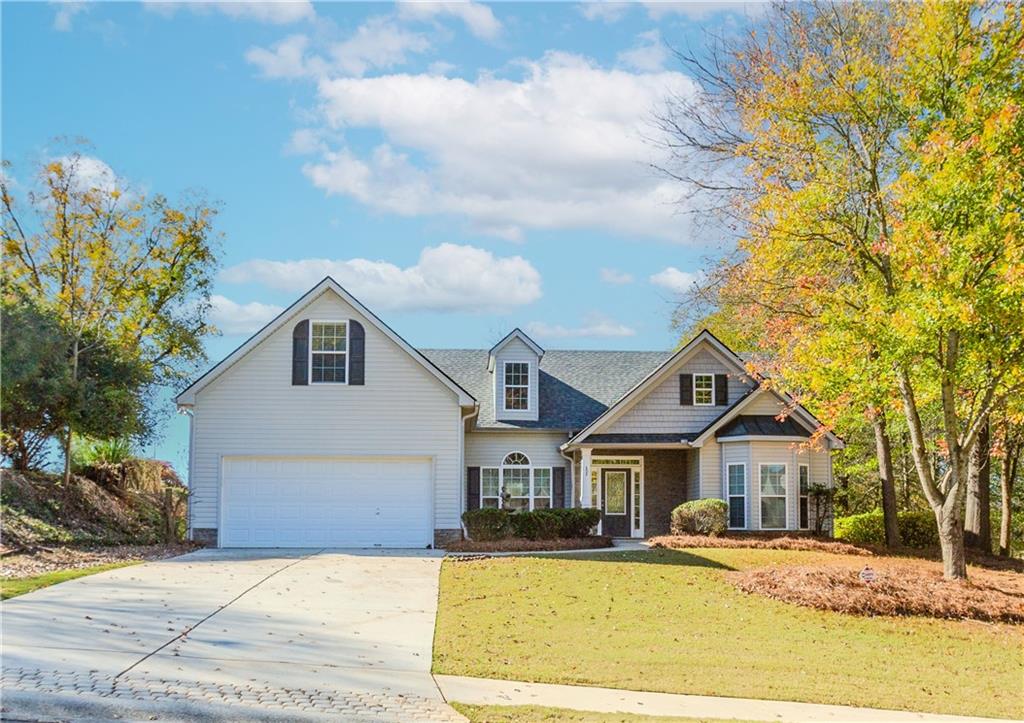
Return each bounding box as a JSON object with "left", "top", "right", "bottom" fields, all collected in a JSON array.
[{"left": 580, "top": 448, "right": 592, "bottom": 507}]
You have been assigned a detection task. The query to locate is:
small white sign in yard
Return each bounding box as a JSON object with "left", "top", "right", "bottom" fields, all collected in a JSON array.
[{"left": 859, "top": 566, "right": 877, "bottom": 584}]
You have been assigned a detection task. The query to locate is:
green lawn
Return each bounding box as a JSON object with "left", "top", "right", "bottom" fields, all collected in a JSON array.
[
  {"left": 452, "top": 703, "right": 755, "bottom": 723},
  {"left": 434, "top": 549, "right": 1024, "bottom": 720},
  {"left": 1, "top": 561, "right": 140, "bottom": 600}
]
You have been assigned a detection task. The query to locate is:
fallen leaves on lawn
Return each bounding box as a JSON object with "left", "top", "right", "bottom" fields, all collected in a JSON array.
[{"left": 649, "top": 533, "right": 872, "bottom": 555}]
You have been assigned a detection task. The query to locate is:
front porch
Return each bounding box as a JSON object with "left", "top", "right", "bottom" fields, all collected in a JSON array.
[{"left": 568, "top": 446, "right": 697, "bottom": 538}]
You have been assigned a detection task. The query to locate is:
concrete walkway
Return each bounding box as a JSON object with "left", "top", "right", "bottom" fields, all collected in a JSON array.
[
  {"left": 2, "top": 548, "right": 463, "bottom": 721},
  {"left": 434, "top": 675, "right": 1006, "bottom": 723}
]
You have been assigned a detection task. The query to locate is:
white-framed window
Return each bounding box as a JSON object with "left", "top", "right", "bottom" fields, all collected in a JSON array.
[
  {"left": 799, "top": 464, "right": 810, "bottom": 530},
  {"left": 310, "top": 321, "right": 348, "bottom": 384},
  {"left": 693, "top": 374, "right": 714, "bottom": 405},
  {"left": 727, "top": 463, "right": 746, "bottom": 529},
  {"left": 479, "top": 451, "right": 551, "bottom": 511},
  {"left": 503, "top": 361, "right": 530, "bottom": 411},
  {"left": 760, "top": 463, "right": 787, "bottom": 530}
]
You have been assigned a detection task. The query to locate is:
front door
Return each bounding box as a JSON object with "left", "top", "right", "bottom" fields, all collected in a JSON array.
[{"left": 601, "top": 468, "right": 631, "bottom": 538}]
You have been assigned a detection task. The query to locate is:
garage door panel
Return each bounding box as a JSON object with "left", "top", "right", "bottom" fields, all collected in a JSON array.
[{"left": 221, "top": 457, "right": 432, "bottom": 548}]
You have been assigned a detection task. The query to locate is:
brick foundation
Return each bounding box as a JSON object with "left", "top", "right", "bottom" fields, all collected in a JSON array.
[
  {"left": 433, "top": 528, "right": 463, "bottom": 548},
  {"left": 191, "top": 528, "right": 218, "bottom": 547}
]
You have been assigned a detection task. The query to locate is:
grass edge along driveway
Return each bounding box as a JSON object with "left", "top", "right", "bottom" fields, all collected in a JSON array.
[
  {"left": 433, "top": 548, "right": 1024, "bottom": 720},
  {"left": 1, "top": 561, "right": 141, "bottom": 600},
  {"left": 451, "top": 703, "right": 758, "bottom": 723}
]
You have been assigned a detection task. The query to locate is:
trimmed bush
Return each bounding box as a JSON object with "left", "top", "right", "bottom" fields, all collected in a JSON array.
[
  {"left": 461, "top": 507, "right": 601, "bottom": 541},
  {"left": 834, "top": 510, "right": 939, "bottom": 548},
  {"left": 462, "top": 508, "right": 512, "bottom": 541},
  {"left": 670, "top": 499, "right": 728, "bottom": 537}
]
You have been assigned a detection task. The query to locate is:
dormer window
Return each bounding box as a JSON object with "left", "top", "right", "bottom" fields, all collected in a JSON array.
[
  {"left": 311, "top": 321, "right": 348, "bottom": 383},
  {"left": 504, "top": 361, "right": 530, "bottom": 411}
]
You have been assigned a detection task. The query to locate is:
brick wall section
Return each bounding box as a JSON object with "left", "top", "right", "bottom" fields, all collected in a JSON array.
[
  {"left": 597, "top": 448, "right": 692, "bottom": 537},
  {"left": 191, "top": 528, "right": 217, "bottom": 547},
  {"left": 434, "top": 528, "right": 463, "bottom": 548}
]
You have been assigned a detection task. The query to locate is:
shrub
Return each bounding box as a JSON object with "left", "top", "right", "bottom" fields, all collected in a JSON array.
[
  {"left": 670, "top": 499, "right": 728, "bottom": 536},
  {"left": 834, "top": 510, "right": 938, "bottom": 548},
  {"left": 462, "top": 508, "right": 512, "bottom": 541},
  {"left": 462, "top": 507, "right": 601, "bottom": 541}
]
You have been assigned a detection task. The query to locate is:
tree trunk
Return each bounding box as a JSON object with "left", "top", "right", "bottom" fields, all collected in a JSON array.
[
  {"left": 871, "top": 411, "right": 901, "bottom": 547},
  {"left": 936, "top": 500, "right": 968, "bottom": 579},
  {"left": 964, "top": 418, "right": 991, "bottom": 553},
  {"left": 63, "top": 337, "right": 80, "bottom": 490},
  {"left": 1000, "top": 442, "right": 1019, "bottom": 557}
]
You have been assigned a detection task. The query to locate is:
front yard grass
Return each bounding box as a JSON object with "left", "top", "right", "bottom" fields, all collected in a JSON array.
[
  {"left": 452, "top": 703, "right": 756, "bottom": 723},
  {"left": 433, "top": 548, "right": 1024, "bottom": 719},
  {"left": 1, "top": 561, "right": 140, "bottom": 600}
]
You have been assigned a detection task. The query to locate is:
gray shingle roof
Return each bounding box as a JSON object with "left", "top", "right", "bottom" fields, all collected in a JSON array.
[
  {"left": 420, "top": 349, "right": 672, "bottom": 430},
  {"left": 716, "top": 414, "right": 810, "bottom": 438}
]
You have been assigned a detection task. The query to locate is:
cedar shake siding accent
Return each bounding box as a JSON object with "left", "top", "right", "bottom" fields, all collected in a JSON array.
[{"left": 604, "top": 350, "right": 756, "bottom": 435}]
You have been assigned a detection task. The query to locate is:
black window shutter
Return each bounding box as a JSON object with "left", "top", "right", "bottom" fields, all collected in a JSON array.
[
  {"left": 680, "top": 374, "right": 693, "bottom": 405},
  {"left": 715, "top": 374, "right": 728, "bottom": 405},
  {"left": 292, "top": 320, "right": 309, "bottom": 385},
  {"left": 466, "top": 467, "right": 481, "bottom": 511},
  {"left": 349, "top": 320, "right": 366, "bottom": 385},
  {"left": 553, "top": 467, "right": 566, "bottom": 508}
]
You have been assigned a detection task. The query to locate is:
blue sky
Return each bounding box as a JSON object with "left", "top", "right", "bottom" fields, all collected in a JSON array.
[{"left": 4, "top": 1, "right": 759, "bottom": 476}]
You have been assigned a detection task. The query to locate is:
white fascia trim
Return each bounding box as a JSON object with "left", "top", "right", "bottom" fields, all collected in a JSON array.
[
  {"left": 175, "top": 277, "right": 476, "bottom": 407},
  {"left": 718, "top": 435, "right": 813, "bottom": 444},
  {"left": 566, "top": 331, "right": 754, "bottom": 447},
  {"left": 487, "top": 328, "right": 545, "bottom": 372}
]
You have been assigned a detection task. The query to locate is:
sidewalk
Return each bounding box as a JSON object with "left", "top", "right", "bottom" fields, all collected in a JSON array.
[{"left": 433, "top": 674, "right": 1003, "bottom": 723}]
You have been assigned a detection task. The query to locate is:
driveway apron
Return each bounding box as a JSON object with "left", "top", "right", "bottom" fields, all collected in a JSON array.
[{"left": 1, "top": 548, "right": 464, "bottom": 721}]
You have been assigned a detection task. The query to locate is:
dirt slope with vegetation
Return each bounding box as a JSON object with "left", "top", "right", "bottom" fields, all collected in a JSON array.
[{"left": 1, "top": 467, "right": 185, "bottom": 550}]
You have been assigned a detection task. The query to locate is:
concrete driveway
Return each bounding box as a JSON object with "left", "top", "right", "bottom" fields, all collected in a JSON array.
[{"left": 1, "top": 548, "right": 463, "bottom": 721}]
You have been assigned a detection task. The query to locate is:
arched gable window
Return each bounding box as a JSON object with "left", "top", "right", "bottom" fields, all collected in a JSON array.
[{"left": 481, "top": 451, "right": 551, "bottom": 511}]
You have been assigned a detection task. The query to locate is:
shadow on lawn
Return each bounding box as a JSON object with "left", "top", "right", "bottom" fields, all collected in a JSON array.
[{"left": 518, "top": 548, "right": 735, "bottom": 571}]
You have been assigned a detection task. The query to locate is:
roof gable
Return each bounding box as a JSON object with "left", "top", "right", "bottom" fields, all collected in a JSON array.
[
  {"left": 564, "top": 330, "right": 754, "bottom": 445},
  {"left": 487, "top": 328, "right": 544, "bottom": 372},
  {"left": 175, "top": 277, "right": 475, "bottom": 406}
]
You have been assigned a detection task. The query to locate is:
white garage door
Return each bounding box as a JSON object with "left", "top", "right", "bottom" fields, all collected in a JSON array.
[{"left": 220, "top": 457, "right": 432, "bottom": 548}]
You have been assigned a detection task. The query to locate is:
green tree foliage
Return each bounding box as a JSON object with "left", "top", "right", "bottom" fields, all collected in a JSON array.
[
  {"left": 660, "top": 1, "right": 1024, "bottom": 578},
  {"left": 1, "top": 299, "right": 152, "bottom": 471},
  {"left": 2, "top": 146, "right": 221, "bottom": 481}
]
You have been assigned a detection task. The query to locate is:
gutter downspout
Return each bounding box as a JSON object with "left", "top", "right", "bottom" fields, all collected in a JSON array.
[
  {"left": 559, "top": 444, "right": 577, "bottom": 509},
  {"left": 178, "top": 406, "right": 195, "bottom": 540},
  {"left": 459, "top": 404, "right": 480, "bottom": 540}
]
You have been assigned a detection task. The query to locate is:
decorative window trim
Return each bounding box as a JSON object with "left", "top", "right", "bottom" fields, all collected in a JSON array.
[
  {"left": 798, "top": 464, "right": 810, "bottom": 530},
  {"left": 693, "top": 373, "right": 715, "bottom": 406},
  {"left": 309, "top": 320, "right": 349, "bottom": 385},
  {"left": 727, "top": 462, "right": 746, "bottom": 530},
  {"left": 502, "top": 361, "right": 531, "bottom": 412},
  {"left": 759, "top": 462, "right": 788, "bottom": 530},
  {"left": 480, "top": 451, "right": 551, "bottom": 510}
]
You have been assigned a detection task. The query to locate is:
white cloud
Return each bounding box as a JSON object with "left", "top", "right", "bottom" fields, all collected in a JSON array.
[
  {"left": 301, "top": 52, "right": 699, "bottom": 242},
  {"left": 649, "top": 266, "right": 697, "bottom": 294},
  {"left": 600, "top": 268, "right": 634, "bottom": 285},
  {"left": 52, "top": 2, "right": 88, "bottom": 31},
  {"left": 330, "top": 16, "right": 431, "bottom": 77},
  {"left": 578, "top": 2, "right": 631, "bottom": 23},
  {"left": 397, "top": 1, "right": 502, "bottom": 40},
  {"left": 617, "top": 30, "right": 669, "bottom": 72},
  {"left": 56, "top": 155, "right": 119, "bottom": 194},
  {"left": 208, "top": 295, "right": 284, "bottom": 335},
  {"left": 219, "top": 243, "right": 542, "bottom": 313},
  {"left": 245, "top": 34, "right": 313, "bottom": 79},
  {"left": 144, "top": 1, "right": 315, "bottom": 24},
  {"left": 526, "top": 313, "right": 636, "bottom": 339}
]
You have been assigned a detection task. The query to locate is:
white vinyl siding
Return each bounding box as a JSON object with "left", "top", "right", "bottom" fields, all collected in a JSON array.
[
  {"left": 189, "top": 290, "right": 463, "bottom": 535},
  {"left": 602, "top": 349, "right": 756, "bottom": 435},
  {"left": 465, "top": 431, "right": 571, "bottom": 506},
  {"left": 492, "top": 337, "right": 539, "bottom": 422}
]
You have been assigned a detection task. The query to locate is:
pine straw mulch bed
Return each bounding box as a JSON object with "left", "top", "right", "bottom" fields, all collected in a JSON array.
[
  {"left": 648, "top": 533, "right": 873, "bottom": 556},
  {"left": 730, "top": 557, "right": 1024, "bottom": 623},
  {"left": 0, "top": 543, "right": 197, "bottom": 578},
  {"left": 445, "top": 536, "right": 613, "bottom": 554}
]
